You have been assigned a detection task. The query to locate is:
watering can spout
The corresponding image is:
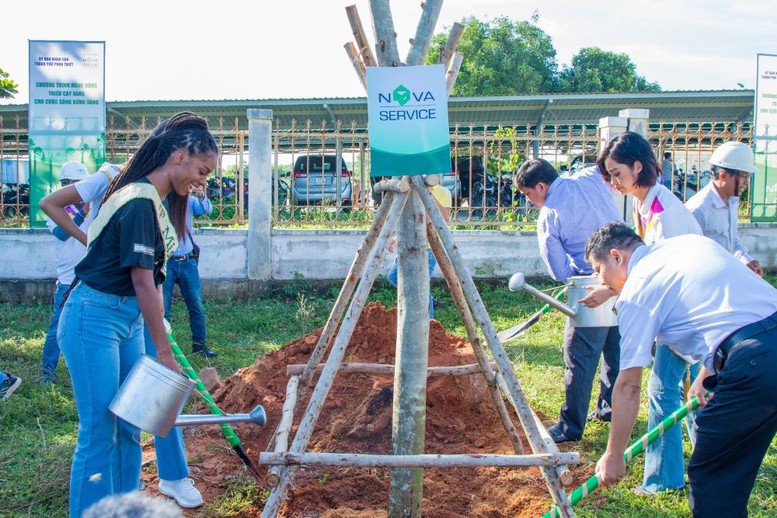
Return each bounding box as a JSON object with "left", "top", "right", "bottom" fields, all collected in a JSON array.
[
  {"left": 508, "top": 272, "right": 577, "bottom": 318},
  {"left": 508, "top": 272, "right": 526, "bottom": 292},
  {"left": 174, "top": 404, "right": 267, "bottom": 428}
]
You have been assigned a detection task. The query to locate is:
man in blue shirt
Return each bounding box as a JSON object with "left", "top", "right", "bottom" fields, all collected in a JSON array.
[{"left": 515, "top": 159, "right": 623, "bottom": 443}]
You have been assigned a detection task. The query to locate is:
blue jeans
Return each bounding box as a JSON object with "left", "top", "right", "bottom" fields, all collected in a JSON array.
[
  {"left": 163, "top": 258, "right": 207, "bottom": 344},
  {"left": 41, "top": 282, "right": 70, "bottom": 376},
  {"left": 386, "top": 249, "right": 437, "bottom": 319},
  {"left": 0, "top": 370, "right": 6, "bottom": 384},
  {"left": 142, "top": 326, "right": 190, "bottom": 481},
  {"left": 58, "top": 283, "right": 145, "bottom": 517},
  {"left": 641, "top": 344, "right": 699, "bottom": 493}
]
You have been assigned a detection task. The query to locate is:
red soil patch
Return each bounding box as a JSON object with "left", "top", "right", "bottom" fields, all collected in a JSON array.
[{"left": 142, "top": 302, "right": 579, "bottom": 517}]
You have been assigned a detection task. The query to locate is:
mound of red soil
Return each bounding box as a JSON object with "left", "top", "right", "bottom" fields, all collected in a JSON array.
[{"left": 142, "top": 302, "right": 574, "bottom": 517}]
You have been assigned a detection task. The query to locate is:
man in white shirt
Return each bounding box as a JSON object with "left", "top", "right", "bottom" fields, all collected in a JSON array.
[
  {"left": 685, "top": 141, "right": 762, "bottom": 276},
  {"left": 586, "top": 223, "right": 777, "bottom": 518}
]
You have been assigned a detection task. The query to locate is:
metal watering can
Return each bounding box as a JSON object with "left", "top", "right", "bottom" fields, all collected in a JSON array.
[
  {"left": 109, "top": 355, "right": 266, "bottom": 437},
  {"left": 508, "top": 272, "right": 617, "bottom": 328}
]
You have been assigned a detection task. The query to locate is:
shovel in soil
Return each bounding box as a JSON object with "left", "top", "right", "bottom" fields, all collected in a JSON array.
[
  {"left": 542, "top": 392, "right": 710, "bottom": 518},
  {"left": 497, "top": 287, "right": 567, "bottom": 343},
  {"left": 166, "top": 322, "right": 263, "bottom": 481}
]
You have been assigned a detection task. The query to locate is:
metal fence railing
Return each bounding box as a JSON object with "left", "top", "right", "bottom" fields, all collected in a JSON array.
[{"left": 0, "top": 114, "right": 755, "bottom": 228}]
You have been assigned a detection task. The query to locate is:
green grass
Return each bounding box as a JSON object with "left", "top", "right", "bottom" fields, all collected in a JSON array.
[{"left": 1, "top": 276, "right": 776, "bottom": 517}]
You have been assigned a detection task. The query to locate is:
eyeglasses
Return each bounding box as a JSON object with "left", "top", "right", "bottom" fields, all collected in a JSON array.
[{"left": 725, "top": 169, "right": 750, "bottom": 181}]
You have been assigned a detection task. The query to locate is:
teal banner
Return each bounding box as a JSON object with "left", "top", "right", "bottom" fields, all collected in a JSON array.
[
  {"left": 753, "top": 53, "right": 777, "bottom": 221},
  {"left": 366, "top": 65, "right": 450, "bottom": 177},
  {"left": 28, "top": 40, "right": 106, "bottom": 228}
]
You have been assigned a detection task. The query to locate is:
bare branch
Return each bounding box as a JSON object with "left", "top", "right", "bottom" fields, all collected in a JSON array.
[
  {"left": 405, "top": 0, "right": 444, "bottom": 66},
  {"left": 439, "top": 22, "right": 465, "bottom": 69},
  {"left": 445, "top": 52, "right": 463, "bottom": 97},
  {"left": 369, "top": 0, "right": 401, "bottom": 66}
]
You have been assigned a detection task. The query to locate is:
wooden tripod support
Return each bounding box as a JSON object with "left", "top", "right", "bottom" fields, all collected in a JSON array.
[{"left": 259, "top": 2, "right": 577, "bottom": 517}]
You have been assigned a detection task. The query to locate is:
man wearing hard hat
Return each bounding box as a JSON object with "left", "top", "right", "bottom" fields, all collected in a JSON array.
[{"left": 685, "top": 141, "right": 763, "bottom": 276}]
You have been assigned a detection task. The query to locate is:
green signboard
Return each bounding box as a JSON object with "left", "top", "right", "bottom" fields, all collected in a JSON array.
[
  {"left": 366, "top": 65, "right": 450, "bottom": 177},
  {"left": 28, "top": 40, "right": 106, "bottom": 228},
  {"left": 753, "top": 53, "right": 777, "bottom": 221}
]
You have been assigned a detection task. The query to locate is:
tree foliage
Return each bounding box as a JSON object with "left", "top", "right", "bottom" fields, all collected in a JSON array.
[
  {"left": 427, "top": 17, "right": 557, "bottom": 96},
  {"left": 426, "top": 17, "right": 660, "bottom": 95},
  {"left": 558, "top": 47, "right": 661, "bottom": 93},
  {"left": 0, "top": 68, "right": 19, "bottom": 99}
]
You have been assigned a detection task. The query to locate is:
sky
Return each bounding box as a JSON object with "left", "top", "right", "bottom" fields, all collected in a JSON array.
[{"left": 1, "top": 0, "right": 775, "bottom": 105}]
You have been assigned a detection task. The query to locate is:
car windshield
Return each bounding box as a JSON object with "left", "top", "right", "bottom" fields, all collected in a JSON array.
[{"left": 296, "top": 156, "right": 345, "bottom": 173}]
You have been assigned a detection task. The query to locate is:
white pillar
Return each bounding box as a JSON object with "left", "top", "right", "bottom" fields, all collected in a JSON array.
[
  {"left": 247, "top": 109, "right": 273, "bottom": 281},
  {"left": 599, "top": 116, "right": 630, "bottom": 221},
  {"left": 619, "top": 108, "right": 650, "bottom": 138}
]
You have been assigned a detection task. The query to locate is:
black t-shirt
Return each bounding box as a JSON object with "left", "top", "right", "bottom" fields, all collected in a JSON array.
[{"left": 75, "top": 193, "right": 166, "bottom": 296}]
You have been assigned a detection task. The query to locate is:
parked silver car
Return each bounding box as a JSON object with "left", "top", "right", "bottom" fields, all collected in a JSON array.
[{"left": 291, "top": 155, "right": 352, "bottom": 208}]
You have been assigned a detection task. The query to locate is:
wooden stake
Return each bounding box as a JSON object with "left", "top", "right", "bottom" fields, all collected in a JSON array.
[
  {"left": 373, "top": 177, "right": 410, "bottom": 193},
  {"left": 264, "top": 192, "right": 396, "bottom": 457},
  {"left": 266, "top": 375, "right": 300, "bottom": 488},
  {"left": 494, "top": 371, "right": 574, "bottom": 486},
  {"left": 345, "top": 4, "right": 377, "bottom": 67},
  {"left": 286, "top": 362, "right": 498, "bottom": 377},
  {"left": 296, "top": 193, "right": 394, "bottom": 396},
  {"left": 445, "top": 52, "right": 463, "bottom": 97},
  {"left": 260, "top": 452, "right": 580, "bottom": 469},
  {"left": 439, "top": 22, "right": 465, "bottom": 70},
  {"left": 261, "top": 191, "right": 410, "bottom": 517},
  {"left": 427, "top": 219, "right": 525, "bottom": 454},
  {"left": 410, "top": 175, "right": 576, "bottom": 518},
  {"left": 390, "top": 188, "right": 429, "bottom": 517},
  {"left": 344, "top": 42, "right": 367, "bottom": 89}
]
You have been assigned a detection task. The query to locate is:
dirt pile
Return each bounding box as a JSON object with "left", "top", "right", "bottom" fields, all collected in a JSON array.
[{"left": 142, "top": 302, "right": 569, "bottom": 517}]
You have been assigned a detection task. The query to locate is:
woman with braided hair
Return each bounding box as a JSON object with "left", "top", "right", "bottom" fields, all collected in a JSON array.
[{"left": 56, "top": 112, "right": 217, "bottom": 516}]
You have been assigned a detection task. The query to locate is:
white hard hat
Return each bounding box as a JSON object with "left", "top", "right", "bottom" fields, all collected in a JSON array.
[
  {"left": 709, "top": 142, "right": 757, "bottom": 174},
  {"left": 60, "top": 161, "right": 89, "bottom": 181}
]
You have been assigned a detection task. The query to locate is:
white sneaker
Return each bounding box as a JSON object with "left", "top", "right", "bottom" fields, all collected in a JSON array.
[{"left": 158, "top": 477, "right": 204, "bottom": 508}]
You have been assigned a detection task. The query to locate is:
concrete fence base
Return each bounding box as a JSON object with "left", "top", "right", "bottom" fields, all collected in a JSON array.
[{"left": 1, "top": 224, "right": 775, "bottom": 303}]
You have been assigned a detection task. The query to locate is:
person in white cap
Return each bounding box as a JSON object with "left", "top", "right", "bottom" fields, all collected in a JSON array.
[
  {"left": 40, "top": 161, "right": 90, "bottom": 384},
  {"left": 685, "top": 141, "right": 762, "bottom": 276}
]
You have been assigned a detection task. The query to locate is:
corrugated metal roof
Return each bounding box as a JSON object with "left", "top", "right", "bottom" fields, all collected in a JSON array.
[{"left": 0, "top": 90, "right": 754, "bottom": 130}]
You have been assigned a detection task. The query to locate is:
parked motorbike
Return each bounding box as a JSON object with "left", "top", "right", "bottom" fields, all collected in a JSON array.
[
  {"left": 2, "top": 183, "right": 30, "bottom": 218},
  {"left": 457, "top": 157, "right": 521, "bottom": 218},
  {"left": 671, "top": 166, "right": 710, "bottom": 201},
  {"left": 469, "top": 171, "right": 517, "bottom": 218},
  {"left": 207, "top": 176, "right": 236, "bottom": 201}
]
